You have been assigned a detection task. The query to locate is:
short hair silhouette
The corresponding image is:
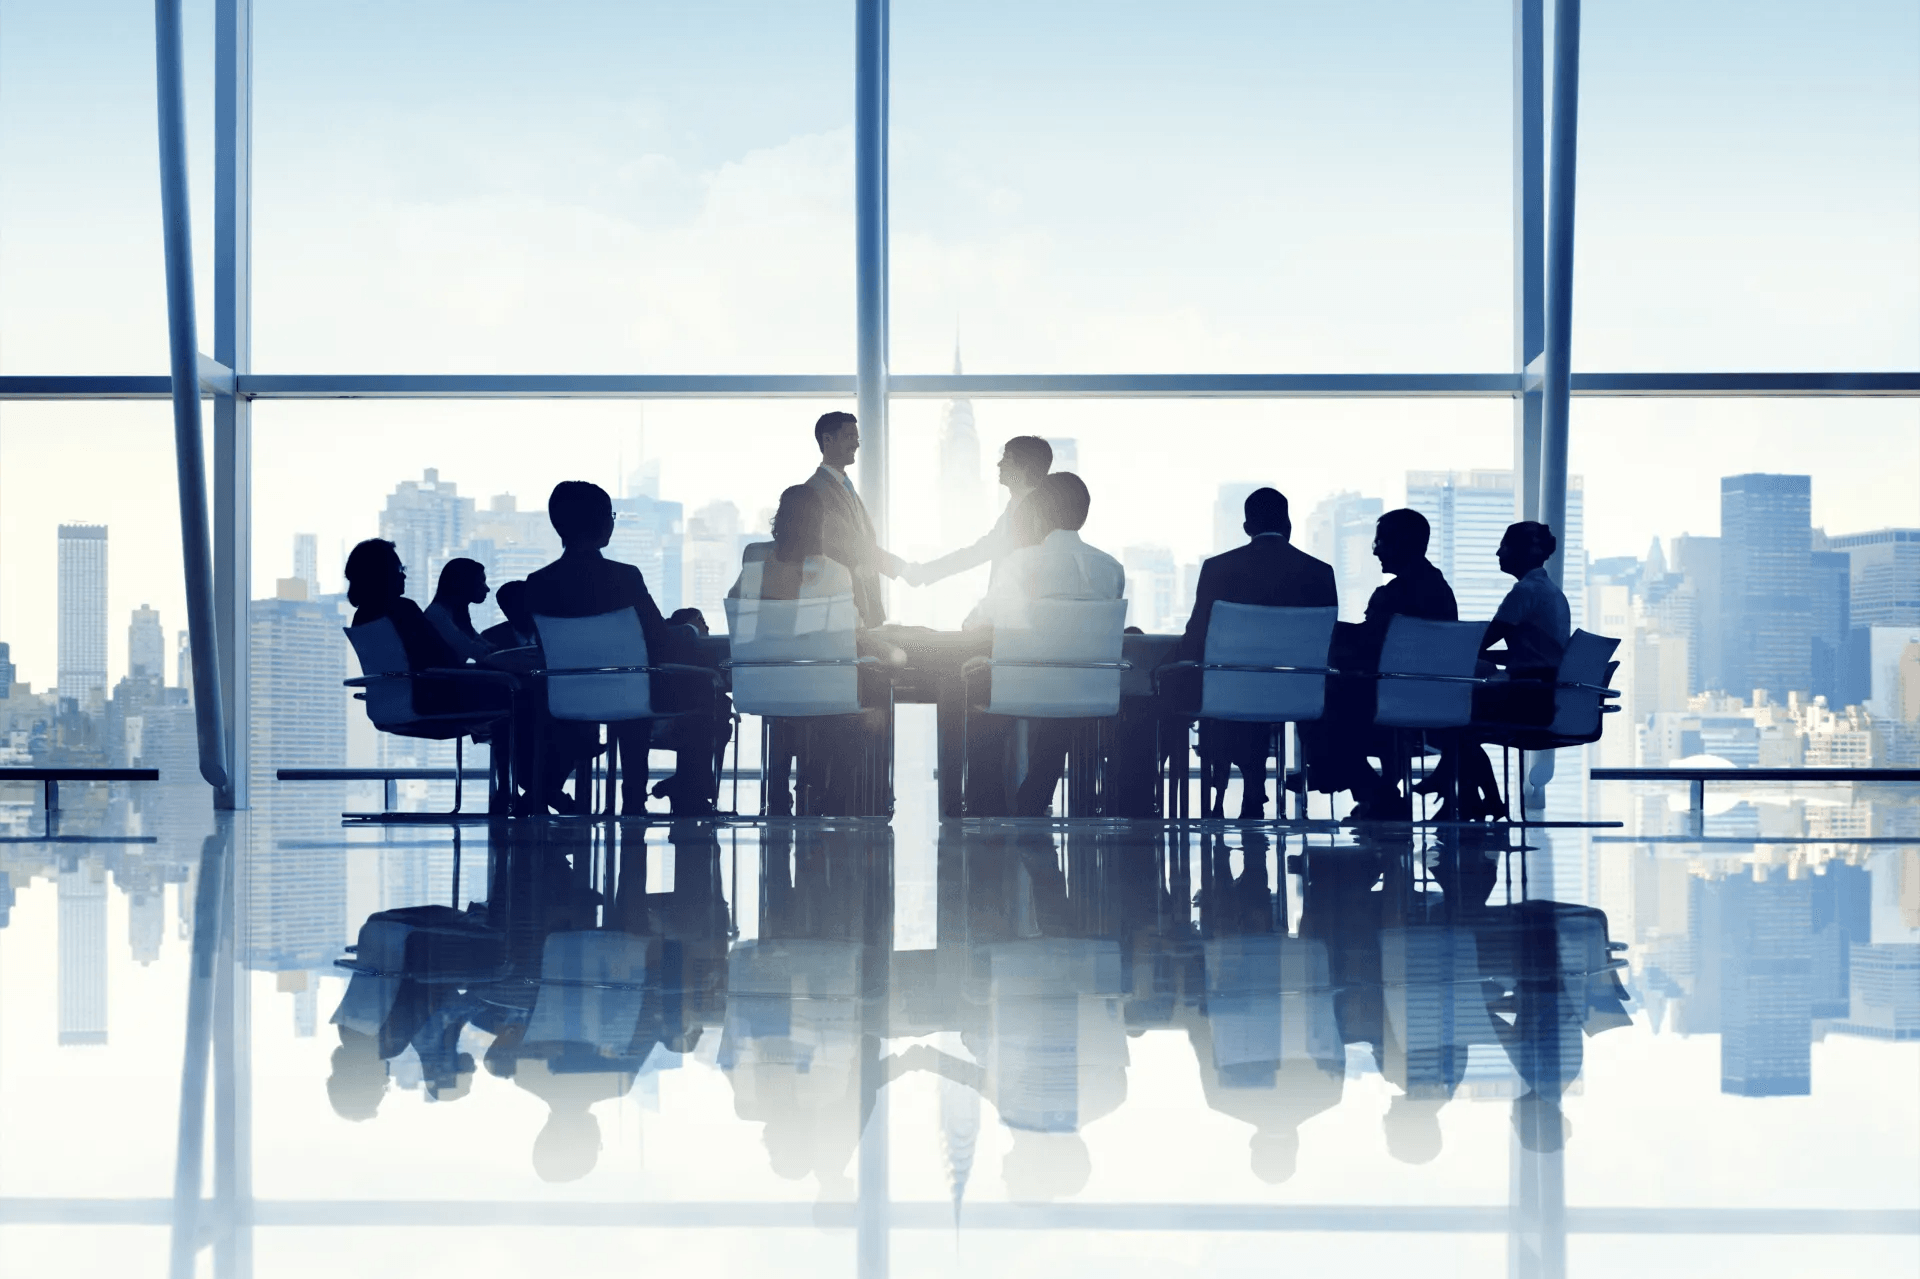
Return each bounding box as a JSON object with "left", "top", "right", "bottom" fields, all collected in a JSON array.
[
  {"left": 771, "top": 484, "right": 826, "bottom": 560},
  {"left": 1383, "top": 1094, "right": 1444, "bottom": 1164},
  {"left": 1502, "top": 520, "right": 1558, "bottom": 567},
  {"left": 343, "top": 538, "right": 403, "bottom": 610},
  {"left": 532, "top": 1108, "right": 601, "bottom": 1183},
  {"left": 1244, "top": 487, "right": 1290, "bottom": 536},
  {"left": 1376, "top": 508, "right": 1432, "bottom": 556},
  {"left": 814, "top": 410, "right": 857, "bottom": 449},
  {"left": 1002, "top": 435, "right": 1052, "bottom": 476},
  {"left": 495, "top": 579, "right": 531, "bottom": 628},
  {"left": 1039, "top": 471, "right": 1092, "bottom": 532},
  {"left": 327, "top": 1032, "right": 388, "bottom": 1122},
  {"left": 548, "top": 481, "right": 614, "bottom": 547},
  {"left": 1250, "top": 1130, "right": 1299, "bottom": 1184},
  {"left": 669, "top": 607, "right": 709, "bottom": 634}
]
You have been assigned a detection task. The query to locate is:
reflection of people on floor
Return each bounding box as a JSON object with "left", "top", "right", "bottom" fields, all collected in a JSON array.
[{"left": 1187, "top": 832, "right": 1345, "bottom": 1182}]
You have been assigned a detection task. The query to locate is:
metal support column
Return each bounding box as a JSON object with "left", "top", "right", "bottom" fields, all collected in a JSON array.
[
  {"left": 154, "top": 0, "right": 232, "bottom": 797},
  {"left": 214, "top": 0, "right": 254, "bottom": 809},
  {"left": 1539, "top": 0, "right": 1582, "bottom": 587},
  {"left": 1513, "top": 0, "right": 1546, "bottom": 522},
  {"left": 854, "top": 0, "right": 890, "bottom": 546}
]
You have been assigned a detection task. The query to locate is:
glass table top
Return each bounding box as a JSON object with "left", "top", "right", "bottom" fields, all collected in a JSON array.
[{"left": 1, "top": 774, "right": 1916, "bottom": 1277}]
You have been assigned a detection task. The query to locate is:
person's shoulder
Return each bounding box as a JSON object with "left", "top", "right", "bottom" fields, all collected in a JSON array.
[{"left": 741, "top": 540, "right": 774, "bottom": 562}]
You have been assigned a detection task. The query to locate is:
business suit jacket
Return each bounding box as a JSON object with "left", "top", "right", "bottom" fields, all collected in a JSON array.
[
  {"left": 1179, "top": 534, "right": 1338, "bottom": 661},
  {"left": 805, "top": 465, "right": 888, "bottom": 628},
  {"left": 525, "top": 548, "right": 673, "bottom": 659}
]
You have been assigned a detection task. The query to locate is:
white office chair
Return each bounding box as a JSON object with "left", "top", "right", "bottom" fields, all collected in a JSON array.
[
  {"left": 1372, "top": 617, "right": 1489, "bottom": 820},
  {"left": 522, "top": 929, "right": 652, "bottom": 1066},
  {"left": 343, "top": 619, "right": 514, "bottom": 819},
  {"left": 532, "top": 609, "right": 716, "bottom": 815},
  {"left": 969, "top": 597, "right": 1130, "bottom": 816},
  {"left": 1476, "top": 629, "right": 1622, "bottom": 816},
  {"left": 1155, "top": 603, "right": 1337, "bottom": 820}
]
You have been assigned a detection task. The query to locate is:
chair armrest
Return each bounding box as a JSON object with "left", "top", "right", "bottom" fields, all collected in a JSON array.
[
  {"left": 1150, "top": 660, "right": 1199, "bottom": 694},
  {"left": 1557, "top": 681, "right": 1621, "bottom": 696},
  {"left": 722, "top": 657, "right": 878, "bottom": 669},
  {"left": 985, "top": 659, "right": 1133, "bottom": 671},
  {"left": 1374, "top": 671, "right": 1487, "bottom": 686},
  {"left": 419, "top": 666, "right": 518, "bottom": 684}
]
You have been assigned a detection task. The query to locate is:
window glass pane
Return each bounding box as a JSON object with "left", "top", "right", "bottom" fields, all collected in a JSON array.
[
  {"left": 885, "top": 396, "right": 1516, "bottom": 628},
  {"left": 1577, "top": 0, "right": 1920, "bottom": 369},
  {"left": 253, "top": 0, "right": 853, "bottom": 374},
  {"left": 0, "top": 0, "right": 215, "bottom": 374},
  {"left": 1570, "top": 399, "right": 1920, "bottom": 769},
  {"left": 891, "top": 0, "right": 1514, "bottom": 375}
]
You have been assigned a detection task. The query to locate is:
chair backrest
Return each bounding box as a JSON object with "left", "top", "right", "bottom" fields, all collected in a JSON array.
[
  {"left": 987, "top": 597, "right": 1128, "bottom": 718},
  {"left": 343, "top": 619, "right": 419, "bottom": 727},
  {"left": 1198, "top": 603, "right": 1337, "bottom": 723},
  {"left": 724, "top": 594, "right": 863, "bottom": 717},
  {"left": 534, "top": 609, "right": 654, "bottom": 722},
  {"left": 1546, "top": 630, "right": 1621, "bottom": 739},
  {"left": 525, "top": 930, "right": 650, "bottom": 1060},
  {"left": 1375, "top": 617, "right": 1489, "bottom": 728}
]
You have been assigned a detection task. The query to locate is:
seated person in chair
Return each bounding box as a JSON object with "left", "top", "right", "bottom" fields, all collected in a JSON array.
[
  {"left": 1305, "top": 508, "right": 1458, "bottom": 820},
  {"left": 964, "top": 472, "right": 1125, "bottom": 816},
  {"left": 1428, "top": 521, "right": 1568, "bottom": 822},
  {"left": 526, "top": 481, "right": 721, "bottom": 817},
  {"left": 1169, "top": 487, "right": 1337, "bottom": 820},
  {"left": 730, "top": 485, "right": 897, "bottom": 816},
  {"left": 425, "top": 557, "right": 494, "bottom": 662},
  {"left": 481, "top": 579, "right": 538, "bottom": 652},
  {"left": 344, "top": 539, "right": 511, "bottom": 725}
]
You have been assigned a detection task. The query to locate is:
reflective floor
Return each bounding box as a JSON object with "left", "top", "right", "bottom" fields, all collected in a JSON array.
[{"left": 2, "top": 767, "right": 1917, "bottom": 1278}]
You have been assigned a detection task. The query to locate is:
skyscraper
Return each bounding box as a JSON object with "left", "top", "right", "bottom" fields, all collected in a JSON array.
[
  {"left": 1809, "top": 546, "right": 1852, "bottom": 704},
  {"left": 1405, "top": 470, "right": 1584, "bottom": 626},
  {"left": 57, "top": 524, "right": 108, "bottom": 704},
  {"left": 58, "top": 861, "right": 108, "bottom": 1046},
  {"left": 293, "top": 533, "right": 320, "bottom": 598},
  {"left": 1122, "top": 544, "right": 1179, "bottom": 632},
  {"left": 1827, "top": 528, "right": 1920, "bottom": 628},
  {"left": 939, "top": 342, "right": 985, "bottom": 548},
  {"left": 379, "top": 469, "right": 475, "bottom": 602},
  {"left": 1720, "top": 473, "right": 1812, "bottom": 702},
  {"left": 0, "top": 641, "right": 13, "bottom": 697},
  {"left": 127, "top": 605, "right": 165, "bottom": 683},
  {"left": 1715, "top": 872, "right": 1813, "bottom": 1097},
  {"left": 610, "top": 493, "right": 684, "bottom": 615},
  {"left": 1668, "top": 534, "right": 1722, "bottom": 693},
  {"left": 249, "top": 583, "right": 347, "bottom": 811},
  {"left": 684, "top": 501, "right": 746, "bottom": 629},
  {"left": 1303, "top": 491, "right": 1385, "bottom": 623}
]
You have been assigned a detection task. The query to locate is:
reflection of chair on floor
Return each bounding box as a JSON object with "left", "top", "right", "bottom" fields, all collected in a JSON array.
[
  {"left": 1371, "top": 617, "right": 1488, "bottom": 821},
  {"left": 1156, "top": 603, "right": 1336, "bottom": 820},
  {"left": 1473, "top": 630, "right": 1621, "bottom": 817},
  {"left": 521, "top": 929, "right": 653, "bottom": 1070},
  {"left": 343, "top": 619, "right": 515, "bottom": 819},
  {"left": 532, "top": 609, "right": 720, "bottom": 815},
  {"left": 725, "top": 593, "right": 891, "bottom": 816},
  {"left": 965, "top": 597, "right": 1130, "bottom": 817}
]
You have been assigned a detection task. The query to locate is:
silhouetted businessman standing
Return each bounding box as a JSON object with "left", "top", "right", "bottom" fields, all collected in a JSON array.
[
  {"left": 1173, "top": 487, "right": 1336, "bottom": 818},
  {"left": 805, "top": 411, "right": 903, "bottom": 629}
]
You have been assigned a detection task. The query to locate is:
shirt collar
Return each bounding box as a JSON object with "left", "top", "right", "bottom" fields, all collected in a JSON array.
[{"left": 1252, "top": 531, "right": 1288, "bottom": 540}]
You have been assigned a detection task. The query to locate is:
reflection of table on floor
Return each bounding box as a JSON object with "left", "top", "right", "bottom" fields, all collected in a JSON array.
[{"left": 869, "top": 626, "right": 1181, "bottom": 817}]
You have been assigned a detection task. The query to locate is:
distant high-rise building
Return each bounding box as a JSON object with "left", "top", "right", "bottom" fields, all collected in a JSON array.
[
  {"left": 1303, "top": 492, "right": 1385, "bottom": 623},
  {"left": 1044, "top": 437, "right": 1079, "bottom": 475},
  {"left": 1406, "top": 470, "right": 1584, "bottom": 627},
  {"left": 1715, "top": 872, "right": 1813, "bottom": 1097},
  {"left": 249, "top": 591, "right": 347, "bottom": 807},
  {"left": 1720, "top": 474, "right": 1813, "bottom": 702},
  {"left": 466, "top": 493, "right": 565, "bottom": 628},
  {"left": 1809, "top": 547, "right": 1852, "bottom": 705},
  {"left": 176, "top": 631, "right": 192, "bottom": 699},
  {"left": 1122, "top": 545, "right": 1179, "bottom": 633},
  {"left": 1833, "top": 944, "right": 1920, "bottom": 1040},
  {"left": 57, "top": 524, "right": 109, "bottom": 704},
  {"left": 684, "top": 501, "right": 746, "bottom": 631},
  {"left": 58, "top": 862, "right": 109, "bottom": 1046},
  {"left": 610, "top": 493, "right": 684, "bottom": 615},
  {"left": 1669, "top": 534, "right": 1722, "bottom": 693},
  {"left": 293, "top": 533, "right": 320, "bottom": 598},
  {"left": 1827, "top": 528, "right": 1920, "bottom": 629},
  {"left": 0, "top": 640, "right": 13, "bottom": 697},
  {"left": 128, "top": 605, "right": 165, "bottom": 683},
  {"left": 939, "top": 343, "right": 986, "bottom": 549},
  {"left": 1212, "top": 482, "right": 1267, "bottom": 556},
  {"left": 379, "top": 469, "right": 475, "bottom": 603}
]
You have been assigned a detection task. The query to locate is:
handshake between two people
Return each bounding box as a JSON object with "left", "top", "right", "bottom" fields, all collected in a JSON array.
[{"left": 879, "top": 553, "right": 937, "bottom": 588}]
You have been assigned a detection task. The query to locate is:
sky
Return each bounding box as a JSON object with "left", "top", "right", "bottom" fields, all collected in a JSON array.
[{"left": 1, "top": 0, "right": 1917, "bottom": 688}]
